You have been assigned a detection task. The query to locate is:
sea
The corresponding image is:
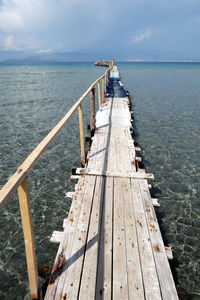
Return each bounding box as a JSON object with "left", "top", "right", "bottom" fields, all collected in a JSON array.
[{"left": 0, "top": 62, "right": 200, "bottom": 299}]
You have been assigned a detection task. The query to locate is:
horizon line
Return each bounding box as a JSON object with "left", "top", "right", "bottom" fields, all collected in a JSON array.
[{"left": 1, "top": 60, "right": 200, "bottom": 63}]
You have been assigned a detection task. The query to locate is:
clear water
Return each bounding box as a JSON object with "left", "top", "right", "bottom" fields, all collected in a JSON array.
[{"left": 0, "top": 62, "right": 200, "bottom": 299}]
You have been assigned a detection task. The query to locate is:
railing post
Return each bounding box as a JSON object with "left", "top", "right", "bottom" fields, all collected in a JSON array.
[
  {"left": 78, "top": 104, "right": 85, "bottom": 167},
  {"left": 90, "top": 87, "right": 96, "bottom": 136},
  {"left": 17, "top": 177, "right": 38, "bottom": 300},
  {"left": 107, "top": 70, "right": 110, "bottom": 82},
  {"left": 102, "top": 78, "right": 105, "bottom": 103},
  {"left": 97, "top": 81, "right": 101, "bottom": 108}
]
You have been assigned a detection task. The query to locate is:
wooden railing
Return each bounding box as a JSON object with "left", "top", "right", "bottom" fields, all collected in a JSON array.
[{"left": 0, "top": 66, "right": 112, "bottom": 299}]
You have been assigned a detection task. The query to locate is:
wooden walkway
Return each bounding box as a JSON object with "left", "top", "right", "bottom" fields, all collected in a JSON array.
[{"left": 45, "top": 75, "right": 178, "bottom": 299}]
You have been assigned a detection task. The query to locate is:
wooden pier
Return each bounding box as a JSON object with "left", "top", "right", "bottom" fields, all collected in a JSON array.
[
  {"left": 45, "top": 67, "right": 178, "bottom": 299},
  {"left": 94, "top": 59, "right": 114, "bottom": 67},
  {"left": 0, "top": 65, "right": 179, "bottom": 299}
]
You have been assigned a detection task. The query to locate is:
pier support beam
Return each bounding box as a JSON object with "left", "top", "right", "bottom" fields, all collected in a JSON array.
[
  {"left": 97, "top": 81, "right": 101, "bottom": 108},
  {"left": 18, "top": 177, "right": 38, "bottom": 299},
  {"left": 102, "top": 78, "right": 105, "bottom": 103},
  {"left": 78, "top": 104, "right": 85, "bottom": 167},
  {"left": 90, "top": 87, "right": 96, "bottom": 136}
]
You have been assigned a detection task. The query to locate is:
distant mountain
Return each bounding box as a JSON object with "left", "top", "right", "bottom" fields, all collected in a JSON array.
[
  {"left": 0, "top": 51, "right": 109, "bottom": 63},
  {"left": 1, "top": 49, "right": 198, "bottom": 63},
  {"left": 0, "top": 50, "right": 30, "bottom": 62},
  {"left": 21, "top": 52, "right": 97, "bottom": 62}
]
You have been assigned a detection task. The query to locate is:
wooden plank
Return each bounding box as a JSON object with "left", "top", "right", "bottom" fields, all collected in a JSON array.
[
  {"left": 87, "top": 129, "right": 101, "bottom": 169},
  {"left": 18, "top": 177, "right": 38, "bottom": 299},
  {"left": 165, "top": 247, "right": 173, "bottom": 260},
  {"left": 50, "top": 231, "right": 64, "bottom": 244},
  {"left": 115, "top": 125, "right": 134, "bottom": 173},
  {"left": 123, "top": 127, "right": 136, "bottom": 173},
  {"left": 95, "top": 176, "right": 113, "bottom": 299},
  {"left": 76, "top": 168, "right": 154, "bottom": 179},
  {"left": 107, "top": 124, "right": 117, "bottom": 172},
  {"left": 79, "top": 176, "right": 104, "bottom": 298},
  {"left": 135, "top": 157, "right": 142, "bottom": 162},
  {"left": 66, "top": 192, "right": 75, "bottom": 199},
  {"left": 139, "top": 179, "right": 178, "bottom": 299},
  {"left": 152, "top": 198, "right": 160, "bottom": 207},
  {"left": 114, "top": 127, "right": 126, "bottom": 172},
  {"left": 87, "top": 127, "right": 106, "bottom": 171},
  {"left": 87, "top": 95, "right": 111, "bottom": 170},
  {"left": 62, "top": 219, "right": 67, "bottom": 228},
  {"left": 130, "top": 179, "right": 162, "bottom": 299},
  {"left": 113, "top": 177, "right": 128, "bottom": 299},
  {"left": 60, "top": 176, "right": 96, "bottom": 299},
  {"left": 122, "top": 178, "right": 144, "bottom": 299},
  {"left": 70, "top": 175, "right": 80, "bottom": 180},
  {"left": 93, "top": 126, "right": 108, "bottom": 171},
  {"left": 45, "top": 175, "right": 87, "bottom": 299}
]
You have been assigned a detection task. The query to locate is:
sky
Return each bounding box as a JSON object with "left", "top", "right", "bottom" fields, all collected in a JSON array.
[{"left": 0, "top": 0, "right": 200, "bottom": 61}]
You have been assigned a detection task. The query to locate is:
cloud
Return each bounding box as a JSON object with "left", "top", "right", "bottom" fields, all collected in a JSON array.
[
  {"left": 0, "top": 0, "right": 200, "bottom": 60},
  {"left": 131, "top": 28, "right": 152, "bottom": 43},
  {"left": 2, "top": 33, "right": 38, "bottom": 51},
  {"left": 0, "top": 0, "right": 35, "bottom": 33},
  {"left": 37, "top": 49, "right": 52, "bottom": 54},
  {"left": 0, "top": 0, "right": 109, "bottom": 51},
  {"left": 3, "top": 35, "right": 19, "bottom": 50}
]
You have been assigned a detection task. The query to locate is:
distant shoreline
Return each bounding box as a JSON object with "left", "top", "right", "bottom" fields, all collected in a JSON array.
[{"left": 1, "top": 61, "right": 200, "bottom": 64}]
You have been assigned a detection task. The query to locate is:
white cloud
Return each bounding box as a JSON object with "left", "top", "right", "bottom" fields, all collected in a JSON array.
[
  {"left": 3, "top": 34, "right": 19, "bottom": 50},
  {"left": 131, "top": 28, "right": 152, "bottom": 43},
  {"left": 37, "top": 49, "right": 52, "bottom": 54},
  {"left": 2, "top": 34, "right": 38, "bottom": 51}
]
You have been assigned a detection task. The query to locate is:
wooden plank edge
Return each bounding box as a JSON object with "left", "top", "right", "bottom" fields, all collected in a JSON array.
[
  {"left": 152, "top": 198, "right": 160, "bottom": 207},
  {"left": 165, "top": 247, "right": 173, "bottom": 260},
  {"left": 63, "top": 219, "right": 67, "bottom": 228},
  {"left": 71, "top": 175, "right": 81, "bottom": 180},
  {"left": 50, "top": 231, "right": 64, "bottom": 243},
  {"left": 135, "top": 157, "right": 142, "bottom": 162},
  {"left": 76, "top": 168, "right": 154, "bottom": 180},
  {"left": 66, "top": 192, "right": 75, "bottom": 199}
]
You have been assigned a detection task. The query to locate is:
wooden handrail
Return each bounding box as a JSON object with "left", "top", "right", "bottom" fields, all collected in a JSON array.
[
  {"left": 0, "top": 67, "right": 111, "bottom": 210},
  {"left": 0, "top": 65, "right": 112, "bottom": 299}
]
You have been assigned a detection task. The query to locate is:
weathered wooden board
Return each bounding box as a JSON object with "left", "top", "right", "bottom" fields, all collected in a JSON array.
[
  {"left": 76, "top": 168, "right": 154, "bottom": 179},
  {"left": 122, "top": 178, "right": 144, "bottom": 298},
  {"left": 139, "top": 179, "right": 178, "bottom": 299},
  {"left": 95, "top": 176, "right": 113, "bottom": 299},
  {"left": 79, "top": 176, "right": 104, "bottom": 298},
  {"left": 131, "top": 179, "right": 162, "bottom": 299},
  {"left": 60, "top": 176, "right": 96, "bottom": 299},
  {"left": 113, "top": 177, "right": 129, "bottom": 299},
  {"left": 45, "top": 175, "right": 95, "bottom": 299}
]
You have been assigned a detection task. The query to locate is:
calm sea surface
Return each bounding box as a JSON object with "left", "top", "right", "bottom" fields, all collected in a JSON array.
[{"left": 0, "top": 62, "right": 200, "bottom": 299}]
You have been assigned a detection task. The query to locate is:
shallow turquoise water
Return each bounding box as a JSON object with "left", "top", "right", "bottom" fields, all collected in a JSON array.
[{"left": 0, "top": 62, "right": 200, "bottom": 298}]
